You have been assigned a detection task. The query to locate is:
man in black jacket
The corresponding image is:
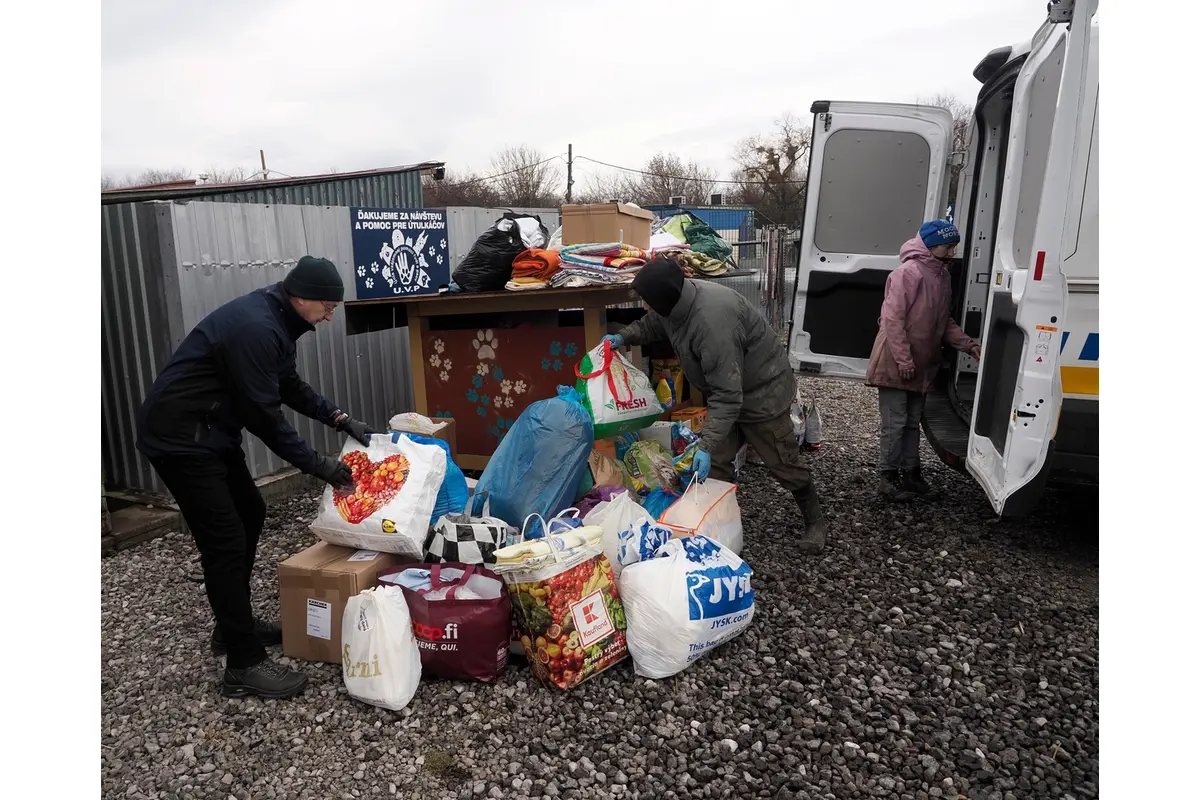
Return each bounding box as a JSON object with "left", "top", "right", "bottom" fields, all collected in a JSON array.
[{"left": 138, "top": 255, "right": 374, "bottom": 699}]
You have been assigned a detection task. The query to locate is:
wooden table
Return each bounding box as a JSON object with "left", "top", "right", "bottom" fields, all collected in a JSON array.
[{"left": 346, "top": 284, "right": 643, "bottom": 470}]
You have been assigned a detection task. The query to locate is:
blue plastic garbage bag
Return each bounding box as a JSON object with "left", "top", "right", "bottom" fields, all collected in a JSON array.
[
  {"left": 473, "top": 386, "right": 594, "bottom": 531},
  {"left": 388, "top": 431, "right": 468, "bottom": 526},
  {"left": 642, "top": 487, "right": 681, "bottom": 520}
]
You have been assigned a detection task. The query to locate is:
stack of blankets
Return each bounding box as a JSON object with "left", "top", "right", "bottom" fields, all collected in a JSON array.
[
  {"left": 548, "top": 242, "right": 651, "bottom": 288},
  {"left": 505, "top": 248, "right": 562, "bottom": 291}
]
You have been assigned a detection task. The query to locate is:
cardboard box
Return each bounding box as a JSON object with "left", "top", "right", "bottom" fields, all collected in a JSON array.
[
  {"left": 279, "top": 542, "right": 414, "bottom": 664},
  {"left": 671, "top": 406, "right": 707, "bottom": 432},
  {"left": 562, "top": 203, "right": 654, "bottom": 250},
  {"left": 640, "top": 421, "right": 675, "bottom": 453},
  {"left": 390, "top": 415, "right": 458, "bottom": 463}
]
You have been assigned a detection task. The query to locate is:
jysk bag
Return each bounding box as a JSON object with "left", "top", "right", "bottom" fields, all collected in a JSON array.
[
  {"left": 590, "top": 491, "right": 654, "bottom": 578},
  {"left": 658, "top": 479, "right": 743, "bottom": 555},
  {"left": 377, "top": 564, "right": 511, "bottom": 683},
  {"left": 312, "top": 434, "right": 448, "bottom": 557},
  {"left": 492, "top": 527, "right": 629, "bottom": 690},
  {"left": 341, "top": 586, "right": 422, "bottom": 710},
  {"left": 575, "top": 341, "right": 664, "bottom": 439},
  {"left": 618, "top": 536, "right": 755, "bottom": 679}
]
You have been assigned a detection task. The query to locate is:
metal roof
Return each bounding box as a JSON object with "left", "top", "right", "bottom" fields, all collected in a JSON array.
[{"left": 101, "top": 161, "right": 444, "bottom": 205}]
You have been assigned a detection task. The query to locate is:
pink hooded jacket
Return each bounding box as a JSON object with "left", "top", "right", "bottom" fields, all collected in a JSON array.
[{"left": 866, "top": 237, "right": 977, "bottom": 394}]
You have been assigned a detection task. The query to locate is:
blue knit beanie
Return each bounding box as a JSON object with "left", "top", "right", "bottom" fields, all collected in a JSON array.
[{"left": 919, "top": 219, "right": 960, "bottom": 249}]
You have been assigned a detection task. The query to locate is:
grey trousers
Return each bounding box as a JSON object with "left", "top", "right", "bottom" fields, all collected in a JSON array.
[{"left": 878, "top": 388, "right": 926, "bottom": 472}]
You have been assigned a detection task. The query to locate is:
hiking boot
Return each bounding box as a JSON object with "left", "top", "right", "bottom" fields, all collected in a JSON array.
[
  {"left": 221, "top": 659, "right": 308, "bottom": 700},
  {"left": 900, "top": 466, "right": 936, "bottom": 499},
  {"left": 879, "top": 470, "right": 914, "bottom": 503},
  {"left": 211, "top": 617, "right": 284, "bottom": 656},
  {"left": 793, "top": 487, "right": 828, "bottom": 555}
]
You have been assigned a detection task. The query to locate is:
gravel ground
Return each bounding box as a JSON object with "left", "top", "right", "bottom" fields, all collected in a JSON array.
[{"left": 101, "top": 380, "right": 1099, "bottom": 800}]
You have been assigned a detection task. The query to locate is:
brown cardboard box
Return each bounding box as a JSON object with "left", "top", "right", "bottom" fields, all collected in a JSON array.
[
  {"left": 279, "top": 542, "right": 415, "bottom": 664},
  {"left": 670, "top": 406, "right": 707, "bottom": 432},
  {"left": 594, "top": 438, "right": 618, "bottom": 460},
  {"left": 561, "top": 203, "right": 654, "bottom": 250}
]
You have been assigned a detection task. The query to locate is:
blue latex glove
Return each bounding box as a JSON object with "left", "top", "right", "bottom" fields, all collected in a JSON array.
[
  {"left": 601, "top": 334, "right": 624, "bottom": 351},
  {"left": 692, "top": 449, "right": 712, "bottom": 484}
]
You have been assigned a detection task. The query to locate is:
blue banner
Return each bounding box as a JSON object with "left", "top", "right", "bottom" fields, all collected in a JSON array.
[{"left": 350, "top": 207, "right": 449, "bottom": 299}]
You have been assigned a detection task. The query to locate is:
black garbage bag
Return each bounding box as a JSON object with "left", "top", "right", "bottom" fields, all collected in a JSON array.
[{"left": 452, "top": 213, "right": 549, "bottom": 293}]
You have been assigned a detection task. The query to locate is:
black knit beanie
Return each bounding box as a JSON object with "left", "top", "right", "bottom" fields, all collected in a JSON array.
[
  {"left": 632, "top": 257, "right": 685, "bottom": 317},
  {"left": 283, "top": 256, "right": 344, "bottom": 302}
]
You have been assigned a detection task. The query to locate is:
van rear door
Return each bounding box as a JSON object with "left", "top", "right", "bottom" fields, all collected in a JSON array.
[
  {"left": 965, "top": 0, "right": 1097, "bottom": 516},
  {"left": 787, "top": 102, "right": 954, "bottom": 379}
]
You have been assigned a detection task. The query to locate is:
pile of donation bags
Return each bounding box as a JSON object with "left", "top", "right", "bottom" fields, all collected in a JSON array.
[{"left": 288, "top": 344, "right": 757, "bottom": 710}]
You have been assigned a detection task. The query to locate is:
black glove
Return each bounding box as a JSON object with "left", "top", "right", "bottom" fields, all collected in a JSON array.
[
  {"left": 314, "top": 455, "right": 356, "bottom": 492},
  {"left": 332, "top": 411, "right": 374, "bottom": 448}
]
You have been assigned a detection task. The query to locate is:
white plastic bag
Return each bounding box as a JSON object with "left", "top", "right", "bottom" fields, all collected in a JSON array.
[
  {"left": 594, "top": 492, "right": 654, "bottom": 578},
  {"left": 659, "top": 479, "right": 743, "bottom": 555},
  {"left": 341, "top": 586, "right": 422, "bottom": 711},
  {"left": 804, "top": 401, "right": 822, "bottom": 449},
  {"left": 616, "top": 519, "right": 674, "bottom": 571},
  {"left": 497, "top": 216, "right": 548, "bottom": 249},
  {"left": 619, "top": 536, "right": 755, "bottom": 678},
  {"left": 575, "top": 342, "right": 664, "bottom": 439},
  {"left": 547, "top": 225, "right": 564, "bottom": 252},
  {"left": 388, "top": 412, "right": 449, "bottom": 436},
  {"left": 311, "top": 434, "right": 448, "bottom": 556}
]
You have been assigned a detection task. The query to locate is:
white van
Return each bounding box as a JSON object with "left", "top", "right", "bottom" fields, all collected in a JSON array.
[{"left": 787, "top": 0, "right": 1098, "bottom": 517}]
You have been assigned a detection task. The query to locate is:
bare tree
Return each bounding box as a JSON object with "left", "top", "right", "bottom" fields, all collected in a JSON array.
[
  {"left": 198, "top": 165, "right": 252, "bottom": 184},
  {"left": 919, "top": 93, "right": 973, "bottom": 204},
  {"left": 101, "top": 167, "right": 194, "bottom": 190},
  {"left": 729, "top": 114, "right": 812, "bottom": 226},
  {"left": 421, "top": 169, "right": 503, "bottom": 207},
  {"left": 489, "top": 146, "right": 563, "bottom": 208}
]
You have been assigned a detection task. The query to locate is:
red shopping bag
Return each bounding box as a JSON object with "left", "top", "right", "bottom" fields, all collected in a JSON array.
[{"left": 377, "top": 563, "right": 511, "bottom": 683}]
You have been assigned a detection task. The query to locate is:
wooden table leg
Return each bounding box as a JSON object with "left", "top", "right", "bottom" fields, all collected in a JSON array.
[
  {"left": 582, "top": 306, "right": 608, "bottom": 350},
  {"left": 408, "top": 313, "right": 430, "bottom": 415}
]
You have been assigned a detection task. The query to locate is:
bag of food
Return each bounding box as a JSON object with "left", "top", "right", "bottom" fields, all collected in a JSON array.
[
  {"left": 390, "top": 432, "right": 468, "bottom": 526},
  {"left": 474, "top": 386, "right": 593, "bottom": 529},
  {"left": 575, "top": 341, "right": 664, "bottom": 439},
  {"left": 377, "top": 564, "right": 511, "bottom": 683},
  {"left": 521, "top": 509, "right": 583, "bottom": 541},
  {"left": 671, "top": 422, "right": 700, "bottom": 457},
  {"left": 641, "top": 487, "right": 681, "bottom": 520},
  {"left": 493, "top": 527, "right": 628, "bottom": 690},
  {"left": 424, "top": 495, "right": 518, "bottom": 566},
  {"left": 658, "top": 479, "right": 743, "bottom": 555},
  {"left": 311, "top": 434, "right": 448, "bottom": 556},
  {"left": 619, "top": 535, "right": 755, "bottom": 679},
  {"left": 588, "top": 450, "right": 626, "bottom": 489},
  {"left": 616, "top": 519, "right": 675, "bottom": 571},
  {"left": 341, "top": 586, "right": 422, "bottom": 710},
  {"left": 622, "top": 440, "right": 679, "bottom": 494}
]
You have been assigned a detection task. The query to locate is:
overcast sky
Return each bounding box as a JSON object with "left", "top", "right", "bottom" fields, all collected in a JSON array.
[{"left": 102, "top": 0, "right": 1047, "bottom": 187}]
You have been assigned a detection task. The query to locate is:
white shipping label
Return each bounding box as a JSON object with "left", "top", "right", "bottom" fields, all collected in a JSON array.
[
  {"left": 306, "top": 599, "right": 332, "bottom": 640},
  {"left": 348, "top": 550, "right": 379, "bottom": 562}
]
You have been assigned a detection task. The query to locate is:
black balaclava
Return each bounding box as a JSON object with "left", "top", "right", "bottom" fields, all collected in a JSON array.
[{"left": 632, "top": 257, "right": 685, "bottom": 317}]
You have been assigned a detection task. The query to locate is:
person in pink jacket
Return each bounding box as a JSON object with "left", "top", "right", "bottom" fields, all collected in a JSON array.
[{"left": 866, "top": 220, "right": 980, "bottom": 501}]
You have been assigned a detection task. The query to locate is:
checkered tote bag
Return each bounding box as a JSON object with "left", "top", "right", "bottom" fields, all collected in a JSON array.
[{"left": 424, "top": 493, "right": 518, "bottom": 566}]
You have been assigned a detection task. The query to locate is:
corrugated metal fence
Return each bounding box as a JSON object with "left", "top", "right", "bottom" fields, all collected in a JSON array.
[{"left": 103, "top": 198, "right": 793, "bottom": 495}]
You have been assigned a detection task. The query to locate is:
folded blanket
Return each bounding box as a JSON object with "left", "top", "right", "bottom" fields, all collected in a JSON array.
[
  {"left": 505, "top": 276, "right": 550, "bottom": 292},
  {"left": 511, "top": 248, "right": 562, "bottom": 281},
  {"left": 560, "top": 242, "right": 651, "bottom": 271}
]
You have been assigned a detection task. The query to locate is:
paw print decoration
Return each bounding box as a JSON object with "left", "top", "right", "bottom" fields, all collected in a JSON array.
[{"left": 473, "top": 330, "right": 498, "bottom": 361}]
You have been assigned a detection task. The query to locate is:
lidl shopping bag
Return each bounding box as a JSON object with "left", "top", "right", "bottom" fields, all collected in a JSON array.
[
  {"left": 658, "top": 479, "right": 743, "bottom": 555},
  {"left": 618, "top": 536, "right": 755, "bottom": 679},
  {"left": 311, "top": 434, "right": 448, "bottom": 557},
  {"left": 341, "top": 586, "right": 422, "bottom": 710},
  {"left": 575, "top": 341, "right": 664, "bottom": 439}
]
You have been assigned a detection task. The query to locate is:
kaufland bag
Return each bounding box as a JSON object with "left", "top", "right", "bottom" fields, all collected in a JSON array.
[
  {"left": 658, "top": 479, "right": 743, "bottom": 555},
  {"left": 492, "top": 527, "right": 629, "bottom": 690},
  {"left": 377, "top": 564, "right": 511, "bottom": 683},
  {"left": 619, "top": 535, "right": 755, "bottom": 679},
  {"left": 341, "top": 586, "right": 422, "bottom": 710},
  {"left": 575, "top": 341, "right": 664, "bottom": 439},
  {"left": 311, "top": 434, "right": 447, "bottom": 557}
]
